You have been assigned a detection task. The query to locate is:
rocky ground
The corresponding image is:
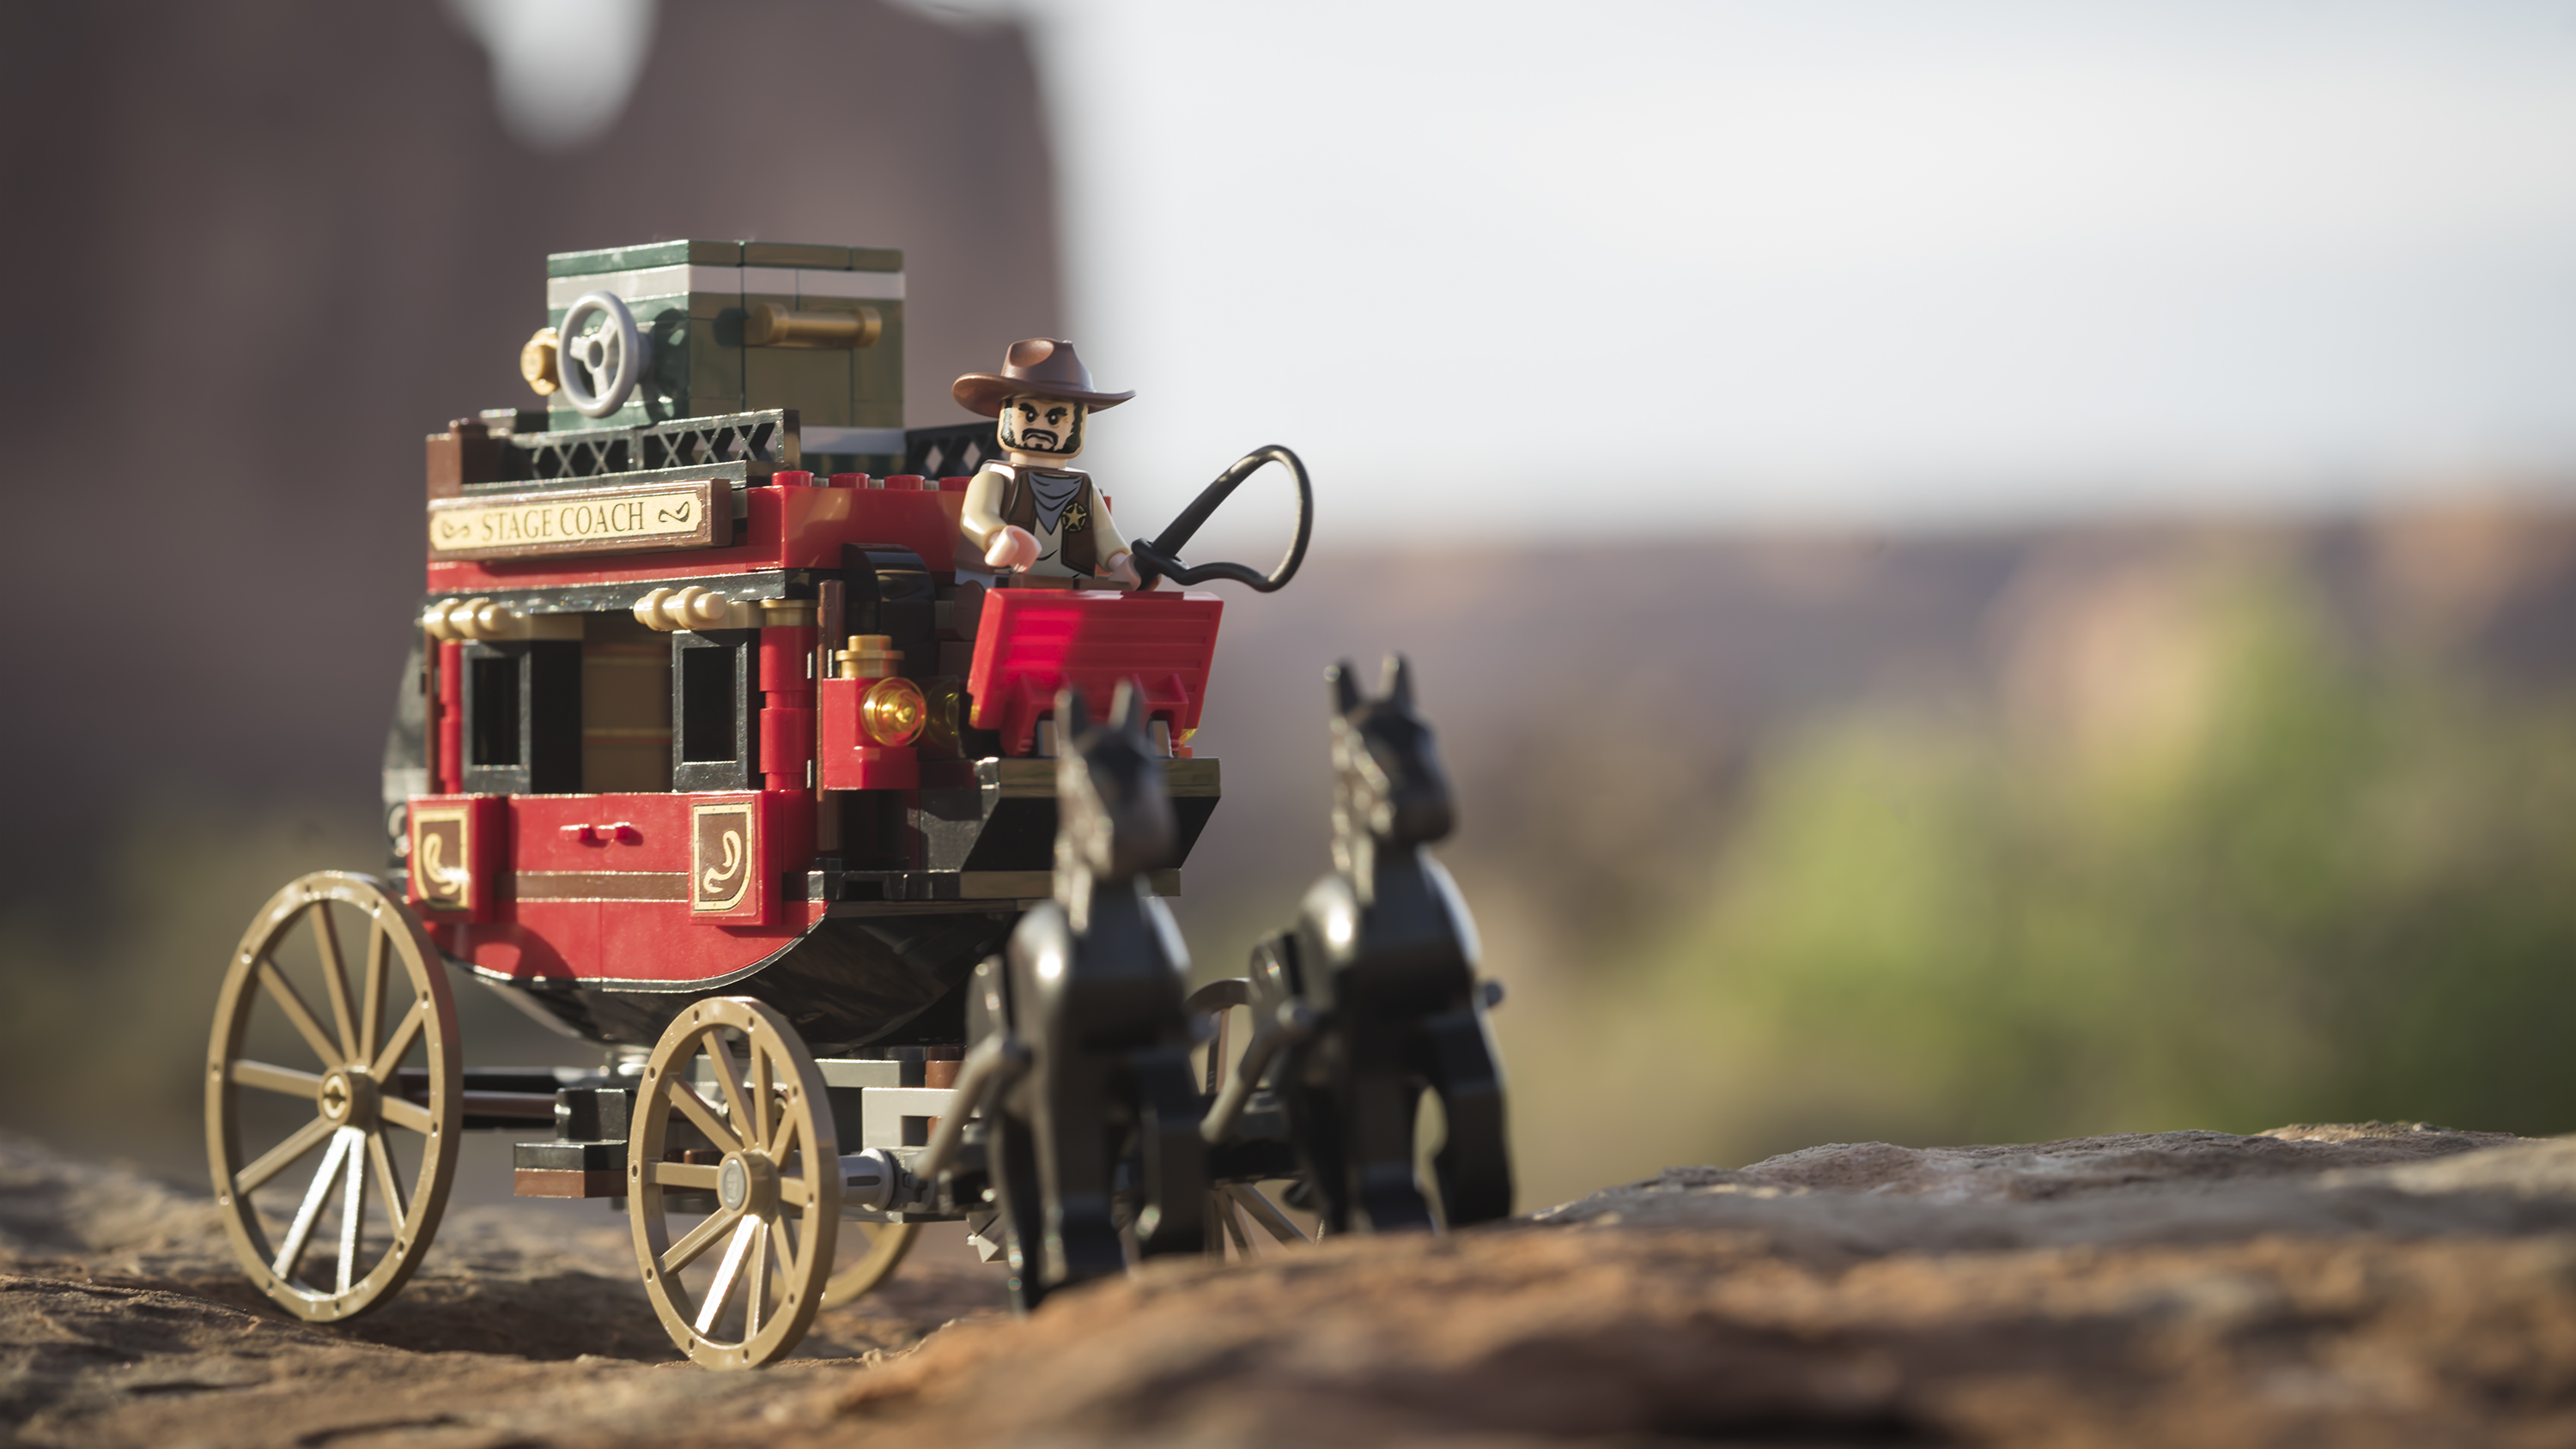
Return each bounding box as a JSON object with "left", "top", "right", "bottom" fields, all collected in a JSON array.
[{"left": 8, "top": 1124, "right": 2576, "bottom": 1447}]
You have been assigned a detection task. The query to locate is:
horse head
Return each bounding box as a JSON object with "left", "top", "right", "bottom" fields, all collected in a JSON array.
[
  {"left": 1053, "top": 679, "right": 1177, "bottom": 892},
  {"left": 1327, "top": 654, "right": 1455, "bottom": 883}
]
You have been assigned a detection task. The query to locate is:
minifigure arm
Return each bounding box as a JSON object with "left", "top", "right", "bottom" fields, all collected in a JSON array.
[
  {"left": 1091, "top": 488, "right": 1145, "bottom": 590},
  {"left": 960, "top": 464, "right": 1013, "bottom": 549}
]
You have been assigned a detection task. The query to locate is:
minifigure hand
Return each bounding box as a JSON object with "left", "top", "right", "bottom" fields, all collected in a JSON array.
[
  {"left": 985, "top": 525, "right": 1039, "bottom": 572},
  {"left": 1103, "top": 551, "right": 1145, "bottom": 590}
]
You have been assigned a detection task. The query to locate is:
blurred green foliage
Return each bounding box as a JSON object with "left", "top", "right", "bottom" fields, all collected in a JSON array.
[{"left": 1504, "top": 561, "right": 2576, "bottom": 1202}]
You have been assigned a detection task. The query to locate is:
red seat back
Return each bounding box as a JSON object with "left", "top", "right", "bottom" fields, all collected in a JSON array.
[{"left": 965, "top": 589, "right": 1224, "bottom": 755}]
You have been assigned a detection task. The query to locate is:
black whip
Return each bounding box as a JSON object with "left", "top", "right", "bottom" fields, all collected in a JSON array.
[{"left": 1127, "top": 445, "right": 1312, "bottom": 592}]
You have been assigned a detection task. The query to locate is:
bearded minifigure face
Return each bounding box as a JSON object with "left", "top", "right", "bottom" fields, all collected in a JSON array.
[{"left": 999, "top": 394, "right": 1086, "bottom": 459}]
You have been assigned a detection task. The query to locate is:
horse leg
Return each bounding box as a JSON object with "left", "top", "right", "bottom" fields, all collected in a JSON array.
[
  {"left": 1422, "top": 1006, "right": 1513, "bottom": 1226},
  {"left": 1341, "top": 1005, "right": 1434, "bottom": 1232},
  {"left": 1033, "top": 1034, "right": 1128, "bottom": 1288},
  {"left": 1128, "top": 1043, "right": 1208, "bottom": 1257},
  {"left": 1277, "top": 1040, "right": 1354, "bottom": 1234},
  {"left": 987, "top": 1102, "right": 1054, "bottom": 1313}
]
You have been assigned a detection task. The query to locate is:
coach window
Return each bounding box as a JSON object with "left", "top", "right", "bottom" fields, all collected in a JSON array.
[
  {"left": 461, "top": 640, "right": 582, "bottom": 794},
  {"left": 671, "top": 629, "right": 757, "bottom": 791}
]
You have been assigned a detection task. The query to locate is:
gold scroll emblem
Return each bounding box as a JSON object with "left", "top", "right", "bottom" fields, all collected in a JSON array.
[
  {"left": 410, "top": 803, "right": 473, "bottom": 910},
  {"left": 690, "top": 801, "right": 756, "bottom": 914}
]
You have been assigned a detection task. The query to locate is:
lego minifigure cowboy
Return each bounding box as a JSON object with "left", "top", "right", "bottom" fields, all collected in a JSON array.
[{"left": 953, "top": 339, "right": 1144, "bottom": 588}]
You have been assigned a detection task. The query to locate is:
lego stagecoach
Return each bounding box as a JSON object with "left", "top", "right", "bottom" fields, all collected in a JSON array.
[{"left": 203, "top": 239, "right": 1511, "bottom": 1367}]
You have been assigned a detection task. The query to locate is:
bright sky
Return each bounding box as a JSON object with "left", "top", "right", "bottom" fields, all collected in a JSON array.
[{"left": 465, "top": 1, "right": 2576, "bottom": 536}]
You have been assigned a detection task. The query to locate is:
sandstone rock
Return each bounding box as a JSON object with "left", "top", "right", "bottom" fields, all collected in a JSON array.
[
  {"left": 8, "top": 1127, "right": 2576, "bottom": 1447},
  {"left": 1528, "top": 1125, "right": 2572, "bottom": 1259}
]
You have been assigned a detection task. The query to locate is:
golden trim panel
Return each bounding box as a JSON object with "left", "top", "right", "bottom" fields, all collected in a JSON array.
[{"left": 428, "top": 478, "right": 731, "bottom": 561}]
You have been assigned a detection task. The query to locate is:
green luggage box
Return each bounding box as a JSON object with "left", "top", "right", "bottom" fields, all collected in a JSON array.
[{"left": 543, "top": 239, "right": 905, "bottom": 474}]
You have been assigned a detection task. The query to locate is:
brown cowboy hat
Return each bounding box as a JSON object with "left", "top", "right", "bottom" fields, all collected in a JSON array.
[{"left": 951, "top": 337, "right": 1136, "bottom": 417}]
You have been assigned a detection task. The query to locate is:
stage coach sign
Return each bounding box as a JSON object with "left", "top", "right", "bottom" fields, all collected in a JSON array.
[{"left": 427, "top": 479, "right": 731, "bottom": 561}]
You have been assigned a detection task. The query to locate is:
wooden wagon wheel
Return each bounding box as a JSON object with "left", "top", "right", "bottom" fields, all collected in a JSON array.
[
  {"left": 205, "top": 871, "right": 461, "bottom": 1321},
  {"left": 1190, "top": 978, "right": 1316, "bottom": 1262},
  {"left": 823, "top": 1219, "right": 918, "bottom": 1305},
  {"left": 629, "top": 997, "right": 839, "bottom": 1368}
]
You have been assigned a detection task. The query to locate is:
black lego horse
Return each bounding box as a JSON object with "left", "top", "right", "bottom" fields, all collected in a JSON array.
[
  {"left": 969, "top": 681, "right": 1207, "bottom": 1309},
  {"left": 1251, "top": 654, "right": 1513, "bottom": 1233}
]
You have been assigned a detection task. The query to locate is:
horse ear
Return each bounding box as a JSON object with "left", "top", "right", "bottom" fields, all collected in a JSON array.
[
  {"left": 1055, "top": 685, "right": 1090, "bottom": 737},
  {"left": 1111, "top": 677, "right": 1147, "bottom": 732},
  {"left": 1328, "top": 661, "right": 1361, "bottom": 716},
  {"left": 1382, "top": 653, "right": 1414, "bottom": 711}
]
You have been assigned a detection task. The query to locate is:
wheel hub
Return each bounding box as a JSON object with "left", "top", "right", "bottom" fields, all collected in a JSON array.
[
  {"left": 318, "top": 1069, "right": 379, "bottom": 1130},
  {"left": 718, "top": 1152, "right": 775, "bottom": 1216}
]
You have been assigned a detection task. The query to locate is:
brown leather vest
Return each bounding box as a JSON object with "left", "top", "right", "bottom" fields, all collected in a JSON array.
[{"left": 999, "top": 466, "right": 1098, "bottom": 575}]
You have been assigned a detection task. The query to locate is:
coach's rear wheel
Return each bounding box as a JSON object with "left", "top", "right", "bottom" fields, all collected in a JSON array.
[
  {"left": 824, "top": 1220, "right": 918, "bottom": 1305},
  {"left": 1192, "top": 979, "right": 1318, "bottom": 1262},
  {"left": 1206, "top": 1181, "right": 1313, "bottom": 1258},
  {"left": 629, "top": 997, "right": 839, "bottom": 1368},
  {"left": 207, "top": 872, "right": 461, "bottom": 1322}
]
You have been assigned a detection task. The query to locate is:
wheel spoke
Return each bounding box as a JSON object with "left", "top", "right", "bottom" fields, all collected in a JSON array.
[
  {"left": 661, "top": 1078, "right": 743, "bottom": 1156},
  {"left": 769, "top": 1113, "right": 800, "bottom": 1177},
  {"left": 648, "top": 1161, "right": 721, "bottom": 1191},
  {"left": 778, "top": 1177, "right": 810, "bottom": 1208},
  {"left": 232, "top": 1059, "right": 324, "bottom": 1098},
  {"left": 358, "top": 919, "right": 389, "bottom": 1064},
  {"left": 270, "top": 1128, "right": 355, "bottom": 1281},
  {"left": 1218, "top": 1193, "right": 1254, "bottom": 1256},
  {"left": 660, "top": 1203, "right": 743, "bottom": 1276},
  {"left": 368, "top": 1131, "right": 410, "bottom": 1235},
  {"left": 309, "top": 904, "right": 360, "bottom": 1063},
  {"left": 748, "top": 1046, "right": 772, "bottom": 1151},
  {"left": 703, "top": 1034, "right": 755, "bottom": 1149},
  {"left": 1230, "top": 1185, "right": 1309, "bottom": 1245},
  {"left": 370, "top": 999, "right": 426, "bottom": 1079},
  {"left": 258, "top": 960, "right": 343, "bottom": 1069},
  {"left": 379, "top": 1094, "right": 434, "bottom": 1136},
  {"left": 236, "top": 1113, "right": 336, "bottom": 1194},
  {"left": 1204, "top": 1192, "right": 1230, "bottom": 1260},
  {"left": 693, "top": 1216, "right": 760, "bottom": 1336},
  {"left": 744, "top": 1222, "right": 770, "bottom": 1338},
  {"left": 337, "top": 1131, "right": 367, "bottom": 1292},
  {"left": 770, "top": 1204, "right": 800, "bottom": 1282},
  {"left": 1204, "top": 1010, "right": 1230, "bottom": 1096}
]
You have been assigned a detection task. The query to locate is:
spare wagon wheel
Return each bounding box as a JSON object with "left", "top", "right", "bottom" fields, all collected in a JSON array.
[
  {"left": 556, "top": 290, "right": 651, "bottom": 419},
  {"left": 629, "top": 997, "right": 840, "bottom": 1368},
  {"left": 205, "top": 872, "right": 461, "bottom": 1321}
]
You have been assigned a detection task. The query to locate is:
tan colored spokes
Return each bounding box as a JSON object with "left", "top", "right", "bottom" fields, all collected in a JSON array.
[
  {"left": 661, "top": 1076, "right": 742, "bottom": 1156},
  {"left": 1206, "top": 1182, "right": 1312, "bottom": 1262},
  {"left": 629, "top": 997, "right": 838, "bottom": 1368},
  {"left": 208, "top": 873, "right": 459, "bottom": 1324},
  {"left": 258, "top": 960, "right": 343, "bottom": 1070},
  {"left": 659, "top": 1201, "right": 744, "bottom": 1276},
  {"left": 235, "top": 1113, "right": 336, "bottom": 1196},
  {"left": 232, "top": 1060, "right": 324, "bottom": 1098},
  {"left": 310, "top": 906, "right": 360, "bottom": 1065},
  {"left": 1230, "top": 1184, "right": 1309, "bottom": 1245},
  {"left": 694, "top": 1217, "right": 762, "bottom": 1335},
  {"left": 371, "top": 999, "right": 426, "bottom": 1080}
]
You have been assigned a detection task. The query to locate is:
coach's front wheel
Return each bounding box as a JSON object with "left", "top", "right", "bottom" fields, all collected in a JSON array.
[{"left": 628, "top": 997, "right": 839, "bottom": 1368}]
